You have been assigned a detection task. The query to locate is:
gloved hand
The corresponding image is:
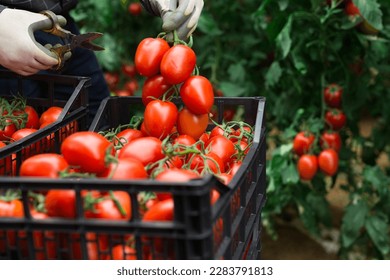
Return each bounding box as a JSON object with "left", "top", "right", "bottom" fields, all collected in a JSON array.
[
  {"left": 141, "top": 0, "right": 204, "bottom": 40},
  {"left": 0, "top": 8, "right": 67, "bottom": 76}
]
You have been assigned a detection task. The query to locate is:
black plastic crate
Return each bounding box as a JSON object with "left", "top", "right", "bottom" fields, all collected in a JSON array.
[
  {"left": 0, "top": 96, "right": 266, "bottom": 260},
  {"left": 0, "top": 69, "right": 90, "bottom": 175}
]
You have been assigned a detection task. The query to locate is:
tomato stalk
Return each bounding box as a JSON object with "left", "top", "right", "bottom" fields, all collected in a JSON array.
[
  {"left": 109, "top": 190, "right": 127, "bottom": 218},
  {"left": 0, "top": 189, "right": 21, "bottom": 202},
  {"left": 28, "top": 191, "right": 46, "bottom": 213}
]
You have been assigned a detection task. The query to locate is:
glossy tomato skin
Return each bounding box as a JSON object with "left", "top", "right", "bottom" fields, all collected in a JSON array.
[
  {"left": 180, "top": 75, "right": 214, "bottom": 114},
  {"left": 297, "top": 154, "right": 318, "bottom": 180},
  {"left": 114, "top": 128, "right": 144, "bottom": 146},
  {"left": 325, "top": 109, "right": 347, "bottom": 130},
  {"left": 85, "top": 191, "right": 132, "bottom": 220},
  {"left": 141, "top": 75, "right": 171, "bottom": 106},
  {"left": 318, "top": 149, "right": 339, "bottom": 176},
  {"left": 121, "top": 63, "right": 137, "bottom": 78},
  {"left": 39, "top": 106, "right": 62, "bottom": 125},
  {"left": 0, "top": 199, "right": 23, "bottom": 253},
  {"left": 190, "top": 152, "right": 225, "bottom": 174},
  {"left": 324, "top": 83, "right": 343, "bottom": 108},
  {"left": 45, "top": 190, "right": 76, "bottom": 218},
  {"left": 0, "top": 118, "right": 16, "bottom": 141},
  {"left": 19, "top": 153, "right": 69, "bottom": 178},
  {"left": 119, "top": 136, "right": 164, "bottom": 166},
  {"left": 143, "top": 100, "right": 178, "bottom": 140},
  {"left": 98, "top": 157, "right": 147, "bottom": 180},
  {"left": 13, "top": 105, "right": 40, "bottom": 129},
  {"left": 160, "top": 44, "right": 196, "bottom": 85},
  {"left": 320, "top": 131, "right": 342, "bottom": 152},
  {"left": 345, "top": 0, "right": 360, "bottom": 16},
  {"left": 61, "top": 131, "right": 114, "bottom": 174},
  {"left": 135, "top": 38, "right": 170, "bottom": 77},
  {"left": 176, "top": 107, "right": 209, "bottom": 140},
  {"left": 128, "top": 2, "right": 142, "bottom": 15},
  {"left": 206, "top": 135, "right": 236, "bottom": 166},
  {"left": 293, "top": 131, "right": 315, "bottom": 156}
]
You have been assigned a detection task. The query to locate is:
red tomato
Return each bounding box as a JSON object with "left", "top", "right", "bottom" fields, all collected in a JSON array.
[
  {"left": 109, "top": 245, "right": 137, "bottom": 260},
  {"left": 85, "top": 191, "right": 132, "bottom": 220},
  {"left": 325, "top": 109, "right": 347, "bottom": 130},
  {"left": 206, "top": 135, "right": 236, "bottom": 165},
  {"left": 0, "top": 199, "right": 23, "bottom": 254},
  {"left": 180, "top": 75, "right": 214, "bottom": 114},
  {"left": 217, "top": 172, "right": 233, "bottom": 185},
  {"left": 119, "top": 136, "right": 164, "bottom": 166},
  {"left": 114, "top": 128, "right": 144, "bottom": 146},
  {"left": 135, "top": 38, "right": 170, "bottom": 77},
  {"left": 113, "top": 89, "right": 133, "bottom": 97},
  {"left": 176, "top": 107, "right": 209, "bottom": 140},
  {"left": 293, "top": 131, "right": 315, "bottom": 156},
  {"left": 345, "top": 0, "right": 360, "bottom": 16},
  {"left": 121, "top": 63, "right": 137, "bottom": 78},
  {"left": 45, "top": 190, "right": 76, "bottom": 218},
  {"left": 0, "top": 118, "right": 16, "bottom": 141},
  {"left": 297, "top": 154, "right": 318, "bottom": 180},
  {"left": 143, "top": 100, "right": 178, "bottom": 139},
  {"left": 13, "top": 105, "right": 40, "bottom": 129},
  {"left": 324, "top": 83, "right": 343, "bottom": 108},
  {"left": 61, "top": 131, "right": 115, "bottom": 174},
  {"left": 19, "top": 153, "right": 69, "bottom": 178},
  {"left": 98, "top": 157, "right": 147, "bottom": 179},
  {"left": 124, "top": 79, "right": 139, "bottom": 94},
  {"left": 143, "top": 198, "right": 174, "bottom": 222},
  {"left": 104, "top": 72, "right": 120, "bottom": 91},
  {"left": 39, "top": 106, "right": 63, "bottom": 125},
  {"left": 160, "top": 44, "right": 196, "bottom": 85},
  {"left": 227, "top": 160, "right": 242, "bottom": 177},
  {"left": 128, "top": 2, "right": 142, "bottom": 15},
  {"left": 318, "top": 149, "right": 339, "bottom": 176},
  {"left": 320, "top": 131, "right": 342, "bottom": 152},
  {"left": 190, "top": 152, "right": 225, "bottom": 174},
  {"left": 141, "top": 75, "right": 172, "bottom": 106},
  {"left": 10, "top": 128, "right": 39, "bottom": 155}
]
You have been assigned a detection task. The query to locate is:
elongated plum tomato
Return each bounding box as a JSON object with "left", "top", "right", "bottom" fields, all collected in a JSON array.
[
  {"left": 297, "top": 154, "right": 318, "bottom": 180},
  {"left": 134, "top": 38, "right": 170, "bottom": 77},
  {"left": 119, "top": 136, "right": 164, "bottom": 166},
  {"left": 293, "top": 131, "right": 315, "bottom": 156},
  {"left": 19, "top": 153, "right": 69, "bottom": 178},
  {"left": 160, "top": 44, "right": 196, "bottom": 85},
  {"left": 61, "top": 131, "right": 114, "bottom": 174},
  {"left": 98, "top": 157, "right": 147, "bottom": 179},
  {"left": 180, "top": 75, "right": 214, "bottom": 115},
  {"left": 320, "top": 131, "right": 342, "bottom": 152},
  {"left": 176, "top": 107, "right": 208, "bottom": 140},
  {"left": 206, "top": 135, "right": 236, "bottom": 165},
  {"left": 143, "top": 100, "right": 178, "bottom": 140},
  {"left": 318, "top": 149, "right": 339, "bottom": 176},
  {"left": 141, "top": 75, "right": 171, "bottom": 106}
]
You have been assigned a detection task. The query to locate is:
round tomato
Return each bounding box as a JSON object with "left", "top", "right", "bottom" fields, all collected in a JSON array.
[
  {"left": 45, "top": 190, "right": 76, "bottom": 218},
  {"left": 143, "top": 100, "right": 178, "bottom": 140},
  {"left": 180, "top": 75, "right": 214, "bottom": 115},
  {"left": 121, "top": 63, "right": 137, "bottom": 78},
  {"left": 143, "top": 198, "right": 174, "bottom": 222},
  {"left": 324, "top": 83, "right": 343, "bottom": 108},
  {"left": 325, "top": 109, "right": 347, "bottom": 130},
  {"left": 141, "top": 75, "right": 171, "bottom": 106},
  {"left": 98, "top": 157, "right": 147, "bottom": 180},
  {"left": 85, "top": 191, "right": 132, "bottom": 220},
  {"left": 318, "top": 149, "right": 339, "bottom": 176},
  {"left": 293, "top": 131, "right": 315, "bottom": 156},
  {"left": 124, "top": 79, "right": 139, "bottom": 94},
  {"left": 13, "top": 105, "right": 39, "bottom": 129},
  {"left": 0, "top": 118, "right": 16, "bottom": 141},
  {"left": 19, "top": 153, "right": 68, "bottom": 178},
  {"left": 135, "top": 38, "right": 170, "bottom": 77},
  {"left": 39, "top": 106, "right": 63, "bottom": 125},
  {"left": 206, "top": 135, "right": 236, "bottom": 166},
  {"left": 119, "top": 136, "right": 164, "bottom": 166},
  {"left": 320, "top": 131, "right": 342, "bottom": 152},
  {"left": 104, "top": 72, "right": 120, "bottom": 91},
  {"left": 128, "top": 2, "right": 142, "bottom": 15},
  {"left": 190, "top": 152, "right": 225, "bottom": 174},
  {"left": 297, "top": 154, "right": 318, "bottom": 180},
  {"left": 160, "top": 44, "right": 196, "bottom": 85},
  {"left": 176, "top": 107, "right": 208, "bottom": 140},
  {"left": 61, "top": 131, "right": 114, "bottom": 174}
]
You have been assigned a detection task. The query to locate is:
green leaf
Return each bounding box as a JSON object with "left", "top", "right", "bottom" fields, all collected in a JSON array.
[
  {"left": 307, "top": 193, "right": 332, "bottom": 227},
  {"left": 296, "top": 200, "right": 320, "bottom": 236},
  {"left": 278, "top": 0, "right": 289, "bottom": 11},
  {"left": 272, "top": 143, "right": 293, "bottom": 157},
  {"left": 365, "top": 214, "right": 390, "bottom": 256},
  {"left": 228, "top": 63, "right": 246, "bottom": 83},
  {"left": 197, "top": 13, "right": 224, "bottom": 36},
  {"left": 291, "top": 49, "right": 307, "bottom": 75},
  {"left": 353, "top": 0, "right": 383, "bottom": 31},
  {"left": 218, "top": 81, "right": 246, "bottom": 97},
  {"left": 275, "top": 16, "right": 293, "bottom": 58},
  {"left": 341, "top": 201, "right": 369, "bottom": 248},
  {"left": 281, "top": 162, "right": 300, "bottom": 185},
  {"left": 265, "top": 61, "right": 283, "bottom": 88}
]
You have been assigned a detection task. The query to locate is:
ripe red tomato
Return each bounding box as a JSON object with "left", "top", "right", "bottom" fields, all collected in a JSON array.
[
  {"left": 104, "top": 72, "right": 120, "bottom": 91},
  {"left": 227, "top": 160, "right": 242, "bottom": 177},
  {"left": 180, "top": 75, "right": 214, "bottom": 115},
  {"left": 113, "top": 89, "right": 133, "bottom": 97},
  {"left": 13, "top": 105, "right": 40, "bottom": 129},
  {"left": 324, "top": 83, "right": 343, "bottom": 108},
  {"left": 318, "top": 149, "right": 339, "bottom": 176},
  {"left": 121, "top": 63, "right": 137, "bottom": 78},
  {"left": 19, "top": 153, "right": 68, "bottom": 178},
  {"left": 135, "top": 38, "right": 170, "bottom": 77},
  {"left": 176, "top": 107, "right": 209, "bottom": 140},
  {"left": 206, "top": 135, "right": 236, "bottom": 166},
  {"left": 61, "top": 131, "right": 114, "bottom": 174},
  {"left": 85, "top": 191, "right": 132, "bottom": 220},
  {"left": 141, "top": 75, "right": 172, "bottom": 106},
  {"left": 325, "top": 109, "right": 347, "bottom": 130},
  {"left": 320, "top": 131, "right": 342, "bottom": 152},
  {"left": 45, "top": 190, "right": 76, "bottom": 218},
  {"left": 297, "top": 154, "right": 318, "bottom": 180},
  {"left": 0, "top": 198, "right": 23, "bottom": 253},
  {"left": 217, "top": 172, "right": 233, "bottom": 185},
  {"left": 10, "top": 127, "right": 38, "bottom": 146},
  {"left": 119, "top": 136, "right": 164, "bottom": 166},
  {"left": 345, "top": 0, "right": 360, "bottom": 16},
  {"left": 128, "top": 2, "right": 142, "bottom": 15},
  {"left": 143, "top": 198, "right": 174, "bottom": 222},
  {"left": 293, "top": 131, "right": 315, "bottom": 156},
  {"left": 160, "top": 44, "right": 196, "bottom": 85},
  {"left": 190, "top": 152, "right": 225, "bottom": 174},
  {"left": 109, "top": 245, "right": 137, "bottom": 260},
  {"left": 114, "top": 128, "right": 144, "bottom": 146},
  {"left": 98, "top": 157, "right": 147, "bottom": 179},
  {"left": 124, "top": 79, "right": 139, "bottom": 94},
  {"left": 39, "top": 106, "right": 62, "bottom": 125},
  {"left": 143, "top": 100, "right": 178, "bottom": 139},
  {"left": 0, "top": 118, "right": 16, "bottom": 141}
]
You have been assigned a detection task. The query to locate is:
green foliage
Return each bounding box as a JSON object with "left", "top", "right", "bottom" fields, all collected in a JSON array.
[{"left": 72, "top": 0, "right": 390, "bottom": 259}]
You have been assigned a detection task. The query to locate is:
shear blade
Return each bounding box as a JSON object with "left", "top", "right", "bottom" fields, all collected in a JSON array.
[{"left": 71, "top": 32, "right": 105, "bottom": 51}]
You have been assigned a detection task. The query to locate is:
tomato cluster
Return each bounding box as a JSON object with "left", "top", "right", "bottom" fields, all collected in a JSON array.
[
  {"left": 104, "top": 63, "right": 139, "bottom": 97},
  {"left": 293, "top": 83, "right": 347, "bottom": 180}
]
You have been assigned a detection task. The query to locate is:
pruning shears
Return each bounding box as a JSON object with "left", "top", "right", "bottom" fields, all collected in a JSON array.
[{"left": 34, "top": 10, "right": 105, "bottom": 70}]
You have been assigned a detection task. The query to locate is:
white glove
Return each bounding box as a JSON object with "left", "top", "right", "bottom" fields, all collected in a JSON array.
[
  {"left": 143, "top": 0, "right": 204, "bottom": 40},
  {"left": 0, "top": 8, "right": 66, "bottom": 76}
]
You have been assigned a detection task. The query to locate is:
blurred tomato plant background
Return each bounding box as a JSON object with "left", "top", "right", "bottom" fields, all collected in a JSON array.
[{"left": 71, "top": 0, "right": 390, "bottom": 259}]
